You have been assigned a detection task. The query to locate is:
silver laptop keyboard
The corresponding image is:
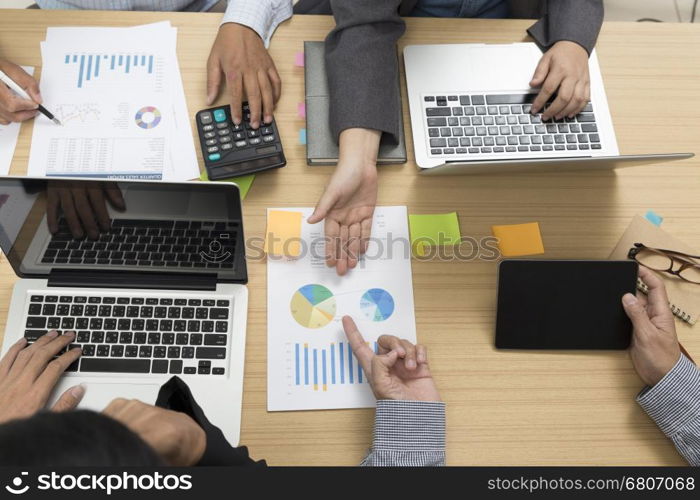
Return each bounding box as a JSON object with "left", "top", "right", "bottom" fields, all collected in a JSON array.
[
  {"left": 423, "top": 93, "right": 600, "bottom": 156},
  {"left": 25, "top": 293, "right": 231, "bottom": 376}
]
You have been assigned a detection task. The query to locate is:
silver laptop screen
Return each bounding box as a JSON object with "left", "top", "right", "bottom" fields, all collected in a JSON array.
[{"left": 0, "top": 177, "right": 246, "bottom": 283}]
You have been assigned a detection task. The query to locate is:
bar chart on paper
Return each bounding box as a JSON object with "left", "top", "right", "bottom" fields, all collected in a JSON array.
[
  {"left": 286, "top": 341, "right": 379, "bottom": 392},
  {"left": 61, "top": 53, "right": 163, "bottom": 90}
]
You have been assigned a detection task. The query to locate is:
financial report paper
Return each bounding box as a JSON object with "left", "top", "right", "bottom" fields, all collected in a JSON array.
[
  {"left": 267, "top": 206, "right": 418, "bottom": 411},
  {"left": 28, "top": 22, "right": 198, "bottom": 181}
]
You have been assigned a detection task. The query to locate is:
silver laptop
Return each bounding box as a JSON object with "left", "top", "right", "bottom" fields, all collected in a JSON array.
[
  {"left": 0, "top": 177, "right": 248, "bottom": 445},
  {"left": 404, "top": 43, "right": 693, "bottom": 174}
]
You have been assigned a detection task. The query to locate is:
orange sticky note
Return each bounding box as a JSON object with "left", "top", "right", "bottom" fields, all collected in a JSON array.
[
  {"left": 294, "top": 52, "right": 304, "bottom": 67},
  {"left": 265, "top": 210, "right": 303, "bottom": 257},
  {"left": 491, "top": 222, "right": 545, "bottom": 257}
]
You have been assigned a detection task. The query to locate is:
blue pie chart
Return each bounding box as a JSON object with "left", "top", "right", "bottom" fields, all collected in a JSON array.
[{"left": 360, "top": 288, "right": 395, "bottom": 322}]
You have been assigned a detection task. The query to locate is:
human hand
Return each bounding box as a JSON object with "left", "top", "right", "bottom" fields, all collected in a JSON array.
[
  {"left": 102, "top": 398, "right": 206, "bottom": 466},
  {"left": 0, "top": 59, "right": 41, "bottom": 125},
  {"left": 206, "top": 23, "right": 281, "bottom": 129},
  {"left": 47, "top": 181, "right": 126, "bottom": 240},
  {"left": 530, "top": 40, "right": 590, "bottom": 121},
  {"left": 0, "top": 331, "right": 84, "bottom": 424},
  {"left": 342, "top": 316, "right": 441, "bottom": 402},
  {"left": 622, "top": 267, "right": 681, "bottom": 387},
  {"left": 307, "top": 128, "right": 380, "bottom": 276}
]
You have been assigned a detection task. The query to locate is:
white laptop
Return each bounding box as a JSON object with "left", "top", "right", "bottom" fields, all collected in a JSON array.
[
  {"left": 0, "top": 177, "right": 248, "bottom": 445},
  {"left": 404, "top": 43, "right": 692, "bottom": 174}
]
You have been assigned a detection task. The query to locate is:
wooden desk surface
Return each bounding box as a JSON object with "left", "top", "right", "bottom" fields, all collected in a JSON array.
[{"left": 0, "top": 10, "right": 698, "bottom": 466}]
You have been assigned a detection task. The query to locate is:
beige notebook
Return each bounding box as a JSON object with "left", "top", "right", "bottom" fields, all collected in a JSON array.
[{"left": 609, "top": 215, "right": 699, "bottom": 326}]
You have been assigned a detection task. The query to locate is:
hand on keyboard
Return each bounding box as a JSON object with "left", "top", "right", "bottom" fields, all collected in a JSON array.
[
  {"left": 0, "top": 330, "right": 84, "bottom": 424},
  {"left": 102, "top": 398, "right": 206, "bottom": 466},
  {"left": 47, "top": 181, "right": 126, "bottom": 240},
  {"left": 308, "top": 128, "right": 380, "bottom": 276},
  {"left": 530, "top": 40, "right": 591, "bottom": 121}
]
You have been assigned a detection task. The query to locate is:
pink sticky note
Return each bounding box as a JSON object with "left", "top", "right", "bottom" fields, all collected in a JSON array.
[
  {"left": 297, "top": 102, "right": 306, "bottom": 118},
  {"left": 294, "top": 52, "right": 304, "bottom": 67}
]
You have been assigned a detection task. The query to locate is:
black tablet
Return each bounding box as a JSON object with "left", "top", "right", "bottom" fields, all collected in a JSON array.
[{"left": 495, "top": 260, "right": 639, "bottom": 350}]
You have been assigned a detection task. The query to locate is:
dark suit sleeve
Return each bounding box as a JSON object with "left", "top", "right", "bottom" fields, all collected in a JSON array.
[
  {"left": 325, "top": 0, "right": 405, "bottom": 143},
  {"left": 526, "top": 0, "right": 603, "bottom": 55}
]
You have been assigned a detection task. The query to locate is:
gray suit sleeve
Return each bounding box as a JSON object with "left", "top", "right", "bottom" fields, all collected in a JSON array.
[
  {"left": 526, "top": 0, "right": 603, "bottom": 55},
  {"left": 325, "top": 0, "right": 405, "bottom": 143},
  {"left": 636, "top": 355, "right": 700, "bottom": 466}
]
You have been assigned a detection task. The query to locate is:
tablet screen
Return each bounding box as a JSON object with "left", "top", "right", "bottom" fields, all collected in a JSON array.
[{"left": 495, "top": 260, "right": 638, "bottom": 349}]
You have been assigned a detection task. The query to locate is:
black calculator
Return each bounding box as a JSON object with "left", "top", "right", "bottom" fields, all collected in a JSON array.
[{"left": 195, "top": 103, "right": 286, "bottom": 180}]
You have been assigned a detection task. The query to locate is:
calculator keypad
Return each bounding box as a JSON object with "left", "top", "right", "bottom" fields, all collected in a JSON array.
[
  {"left": 198, "top": 104, "right": 278, "bottom": 163},
  {"left": 196, "top": 103, "right": 286, "bottom": 180}
]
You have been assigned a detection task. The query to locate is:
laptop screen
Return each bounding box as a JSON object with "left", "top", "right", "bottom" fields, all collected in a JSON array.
[{"left": 0, "top": 177, "right": 246, "bottom": 283}]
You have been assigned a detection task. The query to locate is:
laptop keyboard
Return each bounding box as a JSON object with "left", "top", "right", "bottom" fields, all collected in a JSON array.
[
  {"left": 41, "top": 218, "right": 237, "bottom": 269},
  {"left": 24, "top": 293, "right": 231, "bottom": 376},
  {"left": 423, "top": 93, "right": 601, "bottom": 157}
]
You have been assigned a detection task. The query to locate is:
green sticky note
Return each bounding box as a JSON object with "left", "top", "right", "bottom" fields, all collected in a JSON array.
[
  {"left": 409, "top": 212, "right": 462, "bottom": 257},
  {"left": 199, "top": 170, "right": 255, "bottom": 200}
]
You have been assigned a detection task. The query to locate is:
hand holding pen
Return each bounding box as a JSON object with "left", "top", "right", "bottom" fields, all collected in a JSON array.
[{"left": 0, "top": 59, "right": 61, "bottom": 126}]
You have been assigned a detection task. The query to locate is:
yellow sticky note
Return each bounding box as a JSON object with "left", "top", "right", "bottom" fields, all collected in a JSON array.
[
  {"left": 265, "top": 210, "right": 303, "bottom": 257},
  {"left": 408, "top": 212, "right": 461, "bottom": 257},
  {"left": 491, "top": 222, "right": 545, "bottom": 257},
  {"left": 199, "top": 170, "right": 255, "bottom": 200}
]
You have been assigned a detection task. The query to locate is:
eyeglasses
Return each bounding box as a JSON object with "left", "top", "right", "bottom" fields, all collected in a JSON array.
[{"left": 628, "top": 243, "right": 700, "bottom": 285}]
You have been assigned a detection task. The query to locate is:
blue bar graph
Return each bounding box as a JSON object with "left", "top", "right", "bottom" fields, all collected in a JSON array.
[
  {"left": 66, "top": 52, "right": 156, "bottom": 88},
  {"left": 78, "top": 55, "right": 85, "bottom": 89},
  {"left": 293, "top": 342, "right": 371, "bottom": 391},
  {"left": 330, "top": 343, "right": 336, "bottom": 385},
  {"left": 86, "top": 55, "right": 93, "bottom": 82},
  {"left": 295, "top": 344, "right": 300, "bottom": 385}
]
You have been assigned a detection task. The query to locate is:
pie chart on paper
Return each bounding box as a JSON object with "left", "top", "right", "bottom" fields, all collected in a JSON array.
[
  {"left": 360, "top": 288, "right": 395, "bottom": 322},
  {"left": 290, "top": 284, "right": 337, "bottom": 329}
]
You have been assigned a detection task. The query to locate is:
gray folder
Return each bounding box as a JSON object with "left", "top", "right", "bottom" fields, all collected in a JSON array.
[{"left": 303, "top": 41, "right": 407, "bottom": 165}]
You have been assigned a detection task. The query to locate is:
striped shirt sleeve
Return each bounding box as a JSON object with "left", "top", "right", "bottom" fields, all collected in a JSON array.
[
  {"left": 637, "top": 354, "right": 700, "bottom": 466},
  {"left": 221, "top": 0, "right": 294, "bottom": 47},
  {"left": 361, "top": 400, "right": 446, "bottom": 466}
]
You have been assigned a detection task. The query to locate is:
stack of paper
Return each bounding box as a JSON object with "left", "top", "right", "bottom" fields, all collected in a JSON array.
[{"left": 28, "top": 22, "right": 198, "bottom": 181}]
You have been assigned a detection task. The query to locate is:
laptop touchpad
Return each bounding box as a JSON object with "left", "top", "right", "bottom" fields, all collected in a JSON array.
[{"left": 50, "top": 382, "right": 161, "bottom": 411}]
